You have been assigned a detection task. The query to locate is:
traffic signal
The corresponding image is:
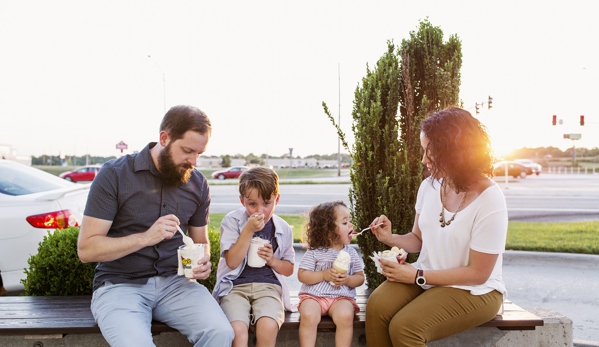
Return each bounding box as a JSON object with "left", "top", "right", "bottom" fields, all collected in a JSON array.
[
  {"left": 580, "top": 115, "right": 585, "bottom": 126},
  {"left": 475, "top": 102, "right": 480, "bottom": 114},
  {"left": 552, "top": 115, "right": 557, "bottom": 126},
  {"left": 488, "top": 96, "right": 493, "bottom": 109}
]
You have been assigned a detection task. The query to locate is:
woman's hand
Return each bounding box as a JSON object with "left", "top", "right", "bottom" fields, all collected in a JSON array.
[
  {"left": 370, "top": 215, "right": 393, "bottom": 245},
  {"left": 379, "top": 258, "right": 417, "bottom": 283}
]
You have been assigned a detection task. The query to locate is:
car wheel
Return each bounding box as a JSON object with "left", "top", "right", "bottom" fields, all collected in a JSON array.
[
  {"left": 535, "top": 172, "right": 540, "bottom": 176},
  {"left": 65, "top": 177, "right": 73, "bottom": 182},
  {"left": 519, "top": 171, "right": 527, "bottom": 179},
  {"left": 218, "top": 174, "right": 225, "bottom": 180}
]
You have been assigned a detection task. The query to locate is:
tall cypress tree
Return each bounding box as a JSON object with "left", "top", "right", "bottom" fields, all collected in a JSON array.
[{"left": 324, "top": 19, "right": 462, "bottom": 288}]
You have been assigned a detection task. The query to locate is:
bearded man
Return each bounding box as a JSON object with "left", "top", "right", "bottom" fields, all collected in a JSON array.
[{"left": 78, "top": 105, "right": 234, "bottom": 347}]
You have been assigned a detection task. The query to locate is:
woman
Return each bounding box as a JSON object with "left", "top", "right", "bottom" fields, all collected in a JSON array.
[{"left": 365, "top": 106, "right": 508, "bottom": 347}]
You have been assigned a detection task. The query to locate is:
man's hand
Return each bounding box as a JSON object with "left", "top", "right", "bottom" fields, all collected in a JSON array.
[
  {"left": 191, "top": 254, "right": 212, "bottom": 280},
  {"left": 146, "top": 214, "right": 180, "bottom": 246}
]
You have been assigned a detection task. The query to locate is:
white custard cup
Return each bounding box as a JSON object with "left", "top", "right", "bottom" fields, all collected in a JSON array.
[{"left": 247, "top": 237, "right": 270, "bottom": 268}]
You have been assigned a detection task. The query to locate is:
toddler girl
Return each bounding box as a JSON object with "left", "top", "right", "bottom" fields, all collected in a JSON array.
[{"left": 297, "top": 201, "right": 365, "bottom": 347}]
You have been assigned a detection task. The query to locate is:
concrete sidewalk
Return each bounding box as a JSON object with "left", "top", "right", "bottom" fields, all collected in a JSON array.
[{"left": 289, "top": 245, "right": 599, "bottom": 345}]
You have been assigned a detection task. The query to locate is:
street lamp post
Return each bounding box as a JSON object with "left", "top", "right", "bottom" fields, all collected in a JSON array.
[
  {"left": 337, "top": 64, "right": 341, "bottom": 177},
  {"left": 147, "top": 55, "right": 166, "bottom": 114}
]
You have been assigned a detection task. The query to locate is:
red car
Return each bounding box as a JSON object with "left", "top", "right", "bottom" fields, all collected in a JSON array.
[
  {"left": 59, "top": 165, "right": 102, "bottom": 182},
  {"left": 211, "top": 166, "right": 248, "bottom": 180}
]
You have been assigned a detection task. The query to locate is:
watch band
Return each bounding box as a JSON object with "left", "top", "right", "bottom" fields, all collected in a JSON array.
[{"left": 415, "top": 269, "right": 426, "bottom": 286}]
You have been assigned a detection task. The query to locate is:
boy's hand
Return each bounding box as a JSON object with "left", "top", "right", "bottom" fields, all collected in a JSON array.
[
  {"left": 260, "top": 243, "right": 274, "bottom": 266},
  {"left": 246, "top": 213, "right": 265, "bottom": 233}
]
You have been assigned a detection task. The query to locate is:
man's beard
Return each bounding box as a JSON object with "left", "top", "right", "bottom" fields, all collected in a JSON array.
[{"left": 157, "top": 144, "right": 193, "bottom": 186}]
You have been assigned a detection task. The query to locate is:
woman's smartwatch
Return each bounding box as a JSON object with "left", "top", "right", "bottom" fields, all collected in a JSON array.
[{"left": 415, "top": 269, "right": 426, "bottom": 287}]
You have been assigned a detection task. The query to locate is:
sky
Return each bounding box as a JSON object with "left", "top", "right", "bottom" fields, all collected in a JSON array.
[{"left": 1, "top": 0, "right": 598, "bottom": 159}]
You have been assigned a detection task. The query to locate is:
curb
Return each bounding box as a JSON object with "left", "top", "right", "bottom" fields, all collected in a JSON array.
[
  {"left": 503, "top": 250, "right": 599, "bottom": 266},
  {"left": 575, "top": 341, "right": 599, "bottom": 347}
]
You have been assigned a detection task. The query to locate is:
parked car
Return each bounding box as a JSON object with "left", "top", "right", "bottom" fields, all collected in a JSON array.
[
  {"left": 514, "top": 159, "right": 542, "bottom": 175},
  {"left": 59, "top": 165, "right": 102, "bottom": 182},
  {"left": 0, "top": 160, "right": 90, "bottom": 292},
  {"left": 493, "top": 161, "right": 533, "bottom": 178},
  {"left": 211, "top": 166, "right": 249, "bottom": 180}
]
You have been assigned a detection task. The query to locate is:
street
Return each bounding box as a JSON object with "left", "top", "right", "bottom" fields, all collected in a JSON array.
[{"left": 209, "top": 174, "right": 599, "bottom": 222}]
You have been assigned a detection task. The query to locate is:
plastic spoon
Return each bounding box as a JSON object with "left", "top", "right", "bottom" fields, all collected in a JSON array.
[
  {"left": 177, "top": 225, "right": 195, "bottom": 247},
  {"left": 351, "top": 223, "right": 384, "bottom": 237}
]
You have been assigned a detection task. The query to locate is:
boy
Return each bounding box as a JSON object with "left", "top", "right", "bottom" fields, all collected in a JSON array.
[{"left": 213, "top": 167, "right": 296, "bottom": 347}]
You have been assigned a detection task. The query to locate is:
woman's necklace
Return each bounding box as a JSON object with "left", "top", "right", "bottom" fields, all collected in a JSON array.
[{"left": 439, "top": 184, "right": 468, "bottom": 228}]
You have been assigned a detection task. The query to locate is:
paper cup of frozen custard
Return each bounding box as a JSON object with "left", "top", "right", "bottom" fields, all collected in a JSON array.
[
  {"left": 247, "top": 237, "right": 270, "bottom": 268},
  {"left": 178, "top": 244, "right": 205, "bottom": 278}
]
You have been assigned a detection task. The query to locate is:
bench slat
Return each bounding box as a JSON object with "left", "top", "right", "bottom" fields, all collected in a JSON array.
[{"left": 0, "top": 292, "right": 543, "bottom": 336}]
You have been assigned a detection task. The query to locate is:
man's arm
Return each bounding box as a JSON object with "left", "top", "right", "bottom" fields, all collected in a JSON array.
[
  {"left": 188, "top": 225, "right": 209, "bottom": 254},
  {"left": 77, "top": 214, "right": 180, "bottom": 263}
]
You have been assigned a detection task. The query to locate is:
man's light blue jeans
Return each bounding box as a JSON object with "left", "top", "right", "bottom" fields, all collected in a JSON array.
[{"left": 91, "top": 275, "right": 234, "bottom": 347}]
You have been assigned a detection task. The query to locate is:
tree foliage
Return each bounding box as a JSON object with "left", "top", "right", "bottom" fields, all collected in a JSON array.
[
  {"left": 221, "top": 154, "right": 232, "bottom": 168},
  {"left": 324, "top": 19, "right": 462, "bottom": 288}
]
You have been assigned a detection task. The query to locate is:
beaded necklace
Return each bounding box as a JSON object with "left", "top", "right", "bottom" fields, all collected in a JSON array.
[{"left": 439, "top": 184, "right": 468, "bottom": 228}]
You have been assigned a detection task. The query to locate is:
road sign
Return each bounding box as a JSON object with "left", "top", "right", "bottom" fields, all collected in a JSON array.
[
  {"left": 569, "top": 133, "right": 582, "bottom": 140},
  {"left": 116, "top": 141, "right": 128, "bottom": 153}
]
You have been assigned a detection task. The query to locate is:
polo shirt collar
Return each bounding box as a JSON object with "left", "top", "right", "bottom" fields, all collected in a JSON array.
[{"left": 133, "top": 142, "right": 160, "bottom": 176}]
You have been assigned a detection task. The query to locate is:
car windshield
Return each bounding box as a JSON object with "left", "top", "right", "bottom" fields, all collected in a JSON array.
[{"left": 0, "top": 161, "right": 73, "bottom": 196}]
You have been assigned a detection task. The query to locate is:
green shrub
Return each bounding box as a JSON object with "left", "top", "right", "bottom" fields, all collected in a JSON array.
[
  {"left": 22, "top": 227, "right": 96, "bottom": 296},
  {"left": 198, "top": 228, "right": 221, "bottom": 292}
]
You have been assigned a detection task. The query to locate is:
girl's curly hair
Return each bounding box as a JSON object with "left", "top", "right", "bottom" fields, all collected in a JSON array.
[
  {"left": 304, "top": 201, "right": 346, "bottom": 250},
  {"left": 421, "top": 106, "right": 494, "bottom": 192}
]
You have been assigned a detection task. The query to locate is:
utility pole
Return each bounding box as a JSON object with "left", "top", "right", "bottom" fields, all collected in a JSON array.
[
  {"left": 147, "top": 55, "right": 166, "bottom": 114},
  {"left": 337, "top": 63, "right": 341, "bottom": 177}
]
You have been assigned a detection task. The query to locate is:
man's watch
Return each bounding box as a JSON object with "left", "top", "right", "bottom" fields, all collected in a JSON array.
[{"left": 415, "top": 269, "right": 426, "bottom": 286}]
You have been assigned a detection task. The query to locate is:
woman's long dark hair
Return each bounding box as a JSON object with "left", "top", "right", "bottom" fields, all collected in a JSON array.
[{"left": 421, "top": 106, "right": 494, "bottom": 192}]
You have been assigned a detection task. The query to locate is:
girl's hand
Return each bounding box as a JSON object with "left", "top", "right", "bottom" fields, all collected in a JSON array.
[
  {"left": 379, "top": 258, "right": 416, "bottom": 283},
  {"left": 328, "top": 268, "right": 348, "bottom": 287},
  {"left": 259, "top": 243, "right": 274, "bottom": 265},
  {"left": 370, "top": 215, "right": 393, "bottom": 245},
  {"left": 323, "top": 267, "right": 338, "bottom": 284},
  {"left": 333, "top": 269, "right": 349, "bottom": 287}
]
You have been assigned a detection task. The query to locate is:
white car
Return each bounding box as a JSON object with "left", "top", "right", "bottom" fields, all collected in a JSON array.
[
  {"left": 0, "top": 160, "right": 90, "bottom": 292},
  {"left": 514, "top": 159, "right": 542, "bottom": 175}
]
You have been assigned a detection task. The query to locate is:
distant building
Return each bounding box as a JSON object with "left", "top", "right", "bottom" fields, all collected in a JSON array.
[
  {"left": 196, "top": 156, "right": 342, "bottom": 169},
  {"left": 0, "top": 144, "right": 31, "bottom": 165}
]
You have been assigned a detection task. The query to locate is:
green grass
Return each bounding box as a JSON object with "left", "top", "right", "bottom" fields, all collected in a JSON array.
[
  {"left": 209, "top": 214, "right": 599, "bottom": 255},
  {"left": 506, "top": 221, "right": 599, "bottom": 254},
  {"left": 34, "top": 166, "right": 76, "bottom": 176}
]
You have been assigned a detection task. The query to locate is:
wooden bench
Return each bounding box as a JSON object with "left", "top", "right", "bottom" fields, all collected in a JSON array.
[{"left": 0, "top": 291, "right": 543, "bottom": 337}]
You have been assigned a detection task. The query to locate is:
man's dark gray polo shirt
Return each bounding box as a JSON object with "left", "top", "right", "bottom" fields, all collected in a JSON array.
[{"left": 84, "top": 142, "right": 210, "bottom": 291}]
